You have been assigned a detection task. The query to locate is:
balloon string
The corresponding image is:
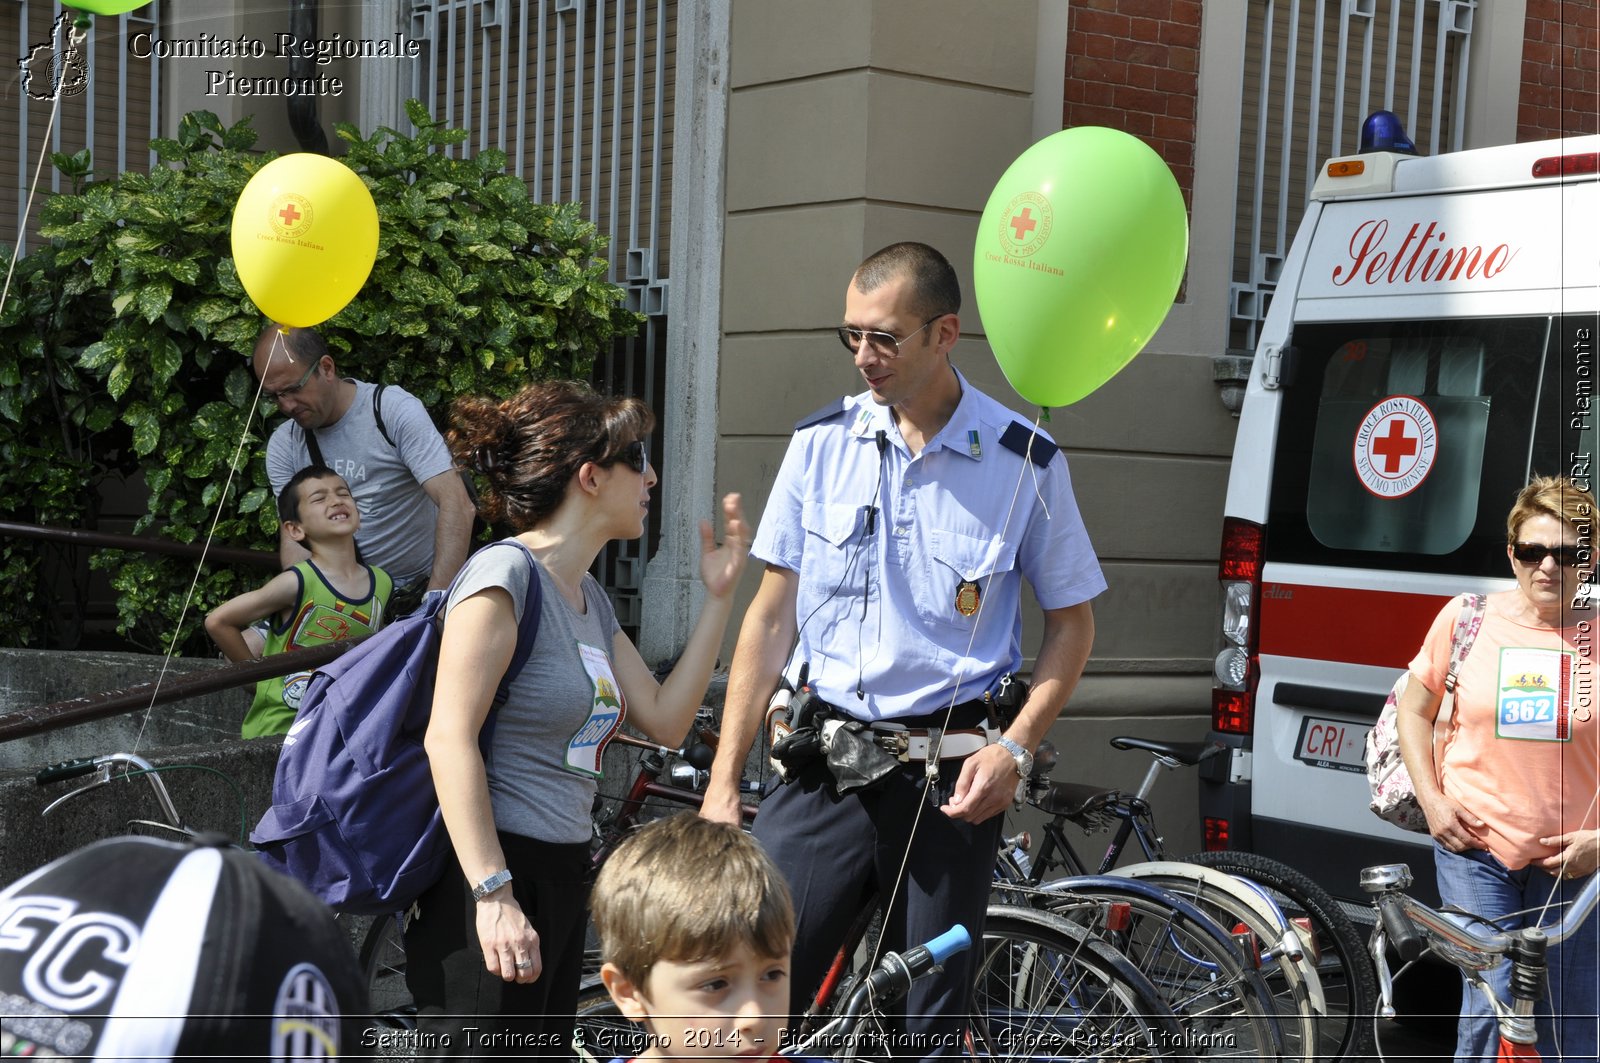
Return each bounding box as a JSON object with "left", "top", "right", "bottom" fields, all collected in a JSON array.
[
  {"left": 866, "top": 408, "right": 1040, "bottom": 974},
  {"left": 0, "top": 25, "right": 81, "bottom": 325},
  {"left": 134, "top": 326, "right": 281, "bottom": 755}
]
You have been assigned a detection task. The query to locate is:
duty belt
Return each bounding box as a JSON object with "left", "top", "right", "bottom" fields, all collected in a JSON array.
[{"left": 862, "top": 721, "right": 996, "bottom": 762}]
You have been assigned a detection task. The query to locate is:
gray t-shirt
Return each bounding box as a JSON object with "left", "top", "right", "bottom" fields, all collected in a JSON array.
[
  {"left": 445, "top": 540, "right": 623, "bottom": 845},
  {"left": 266, "top": 381, "right": 455, "bottom": 588}
]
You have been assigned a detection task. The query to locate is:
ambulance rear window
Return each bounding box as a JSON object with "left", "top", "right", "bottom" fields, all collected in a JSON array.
[{"left": 1267, "top": 316, "right": 1594, "bottom": 576}]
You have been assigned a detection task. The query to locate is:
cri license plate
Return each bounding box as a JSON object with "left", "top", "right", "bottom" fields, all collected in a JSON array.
[{"left": 1293, "top": 715, "right": 1370, "bottom": 773}]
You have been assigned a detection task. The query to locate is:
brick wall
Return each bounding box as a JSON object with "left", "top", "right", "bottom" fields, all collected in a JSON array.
[
  {"left": 1519, "top": 0, "right": 1600, "bottom": 139},
  {"left": 1063, "top": 0, "right": 1200, "bottom": 202}
]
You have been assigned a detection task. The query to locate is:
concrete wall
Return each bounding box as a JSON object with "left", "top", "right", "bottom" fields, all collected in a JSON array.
[{"left": 0, "top": 648, "right": 272, "bottom": 886}]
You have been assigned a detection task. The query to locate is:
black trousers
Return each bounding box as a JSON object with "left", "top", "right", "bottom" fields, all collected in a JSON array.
[
  {"left": 753, "top": 759, "right": 1003, "bottom": 1059},
  {"left": 405, "top": 832, "right": 590, "bottom": 1059}
]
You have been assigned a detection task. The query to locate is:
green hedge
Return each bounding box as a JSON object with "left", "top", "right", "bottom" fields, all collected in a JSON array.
[{"left": 0, "top": 100, "right": 641, "bottom": 653}]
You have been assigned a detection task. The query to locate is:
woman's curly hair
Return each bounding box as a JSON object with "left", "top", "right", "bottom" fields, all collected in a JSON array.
[{"left": 449, "top": 380, "right": 653, "bottom": 532}]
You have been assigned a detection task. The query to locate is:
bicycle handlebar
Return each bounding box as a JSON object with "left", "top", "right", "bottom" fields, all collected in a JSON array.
[
  {"left": 34, "top": 752, "right": 182, "bottom": 829},
  {"left": 848, "top": 924, "right": 972, "bottom": 1014},
  {"left": 36, "top": 751, "right": 157, "bottom": 786},
  {"left": 1376, "top": 894, "right": 1429, "bottom": 965},
  {"left": 35, "top": 756, "right": 105, "bottom": 785},
  {"left": 1364, "top": 862, "right": 1600, "bottom": 959}
]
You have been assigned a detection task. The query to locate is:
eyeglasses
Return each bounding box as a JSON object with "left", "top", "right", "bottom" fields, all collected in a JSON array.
[
  {"left": 836, "top": 315, "right": 945, "bottom": 359},
  {"left": 608, "top": 439, "right": 650, "bottom": 475},
  {"left": 262, "top": 359, "right": 321, "bottom": 403},
  {"left": 1511, "top": 541, "right": 1587, "bottom": 567}
]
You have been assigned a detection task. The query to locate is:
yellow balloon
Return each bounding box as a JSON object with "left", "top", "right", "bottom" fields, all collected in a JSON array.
[{"left": 230, "top": 154, "right": 379, "bottom": 329}]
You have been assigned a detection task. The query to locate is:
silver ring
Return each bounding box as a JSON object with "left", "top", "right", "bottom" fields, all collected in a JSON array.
[{"left": 514, "top": 960, "right": 533, "bottom": 970}]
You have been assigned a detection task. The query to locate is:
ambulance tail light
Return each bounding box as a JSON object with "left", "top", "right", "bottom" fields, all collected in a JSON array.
[
  {"left": 1532, "top": 152, "right": 1599, "bottom": 178},
  {"left": 1212, "top": 518, "right": 1264, "bottom": 736},
  {"left": 1203, "top": 816, "right": 1232, "bottom": 850}
]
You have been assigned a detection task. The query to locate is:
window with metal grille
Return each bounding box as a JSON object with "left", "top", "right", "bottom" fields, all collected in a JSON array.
[
  {"left": 409, "top": 0, "right": 678, "bottom": 635},
  {"left": 1232, "top": 0, "right": 1475, "bottom": 352},
  {"left": 2, "top": 2, "right": 161, "bottom": 254}
]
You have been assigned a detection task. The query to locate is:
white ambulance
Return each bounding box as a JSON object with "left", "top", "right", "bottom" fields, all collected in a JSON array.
[{"left": 1202, "top": 129, "right": 1600, "bottom": 909}]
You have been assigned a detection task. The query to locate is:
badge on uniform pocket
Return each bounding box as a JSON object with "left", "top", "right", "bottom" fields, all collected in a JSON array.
[{"left": 955, "top": 579, "right": 980, "bottom": 617}]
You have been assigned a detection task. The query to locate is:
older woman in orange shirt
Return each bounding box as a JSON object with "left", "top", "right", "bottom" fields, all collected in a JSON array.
[{"left": 1398, "top": 475, "right": 1599, "bottom": 1061}]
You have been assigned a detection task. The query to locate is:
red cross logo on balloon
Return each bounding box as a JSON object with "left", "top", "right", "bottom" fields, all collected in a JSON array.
[
  {"left": 997, "top": 190, "right": 1053, "bottom": 258},
  {"left": 267, "top": 192, "right": 314, "bottom": 239},
  {"left": 1353, "top": 395, "right": 1438, "bottom": 498}
]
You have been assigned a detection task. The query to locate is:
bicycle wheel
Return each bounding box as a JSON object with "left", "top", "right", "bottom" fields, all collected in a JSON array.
[
  {"left": 1185, "top": 850, "right": 1378, "bottom": 1062},
  {"left": 970, "top": 905, "right": 1195, "bottom": 1062},
  {"left": 357, "top": 910, "right": 416, "bottom": 1028},
  {"left": 1114, "top": 863, "right": 1320, "bottom": 1062},
  {"left": 1036, "top": 877, "right": 1285, "bottom": 1059},
  {"left": 574, "top": 985, "right": 651, "bottom": 1063}
]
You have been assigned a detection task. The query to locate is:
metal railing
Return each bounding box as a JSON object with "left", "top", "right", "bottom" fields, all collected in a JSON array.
[
  {"left": 0, "top": 636, "right": 366, "bottom": 743},
  {"left": 0, "top": 520, "right": 301, "bottom": 743}
]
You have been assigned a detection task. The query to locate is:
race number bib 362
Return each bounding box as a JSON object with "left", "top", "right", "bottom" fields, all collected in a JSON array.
[
  {"left": 566, "top": 642, "right": 626, "bottom": 776},
  {"left": 1496, "top": 647, "right": 1574, "bottom": 742}
]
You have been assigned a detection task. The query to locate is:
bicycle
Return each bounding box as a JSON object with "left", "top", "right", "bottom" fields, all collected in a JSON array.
[
  {"left": 1362, "top": 860, "right": 1600, "bottom": 1061},
  {"left": 572, "top": 728, "right": 1196, "bottom": 1061},
  {"left": 998, "top": 734, "right": 1378, "bottom": 1061}
]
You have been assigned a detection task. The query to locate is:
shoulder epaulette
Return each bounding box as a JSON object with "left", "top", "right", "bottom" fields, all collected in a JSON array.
[
  {"left": 794, "top": 397, "right": 849, "bottom": 431},
  {"left": 999, "top": 422, "right": 1058, "bottom": 467}
]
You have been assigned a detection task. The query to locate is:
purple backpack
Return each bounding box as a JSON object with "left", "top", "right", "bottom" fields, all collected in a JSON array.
[{"left": 251, "top": 540, "right": 541, "bottom": 915}]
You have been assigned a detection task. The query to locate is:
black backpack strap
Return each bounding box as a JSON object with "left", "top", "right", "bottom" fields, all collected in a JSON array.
[
  {"left": 300, "top": 425, "right": 326, "bottom": 469},
  {"left": 372, "top": 383, "right": 394, "bottom": 449}
]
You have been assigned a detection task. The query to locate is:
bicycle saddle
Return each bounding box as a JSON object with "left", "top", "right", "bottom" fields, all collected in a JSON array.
[
  {"left": 1029, "top": 779, "right": 1122, "bottom": 821},
  {"left": 1109, "top": 736, "right": 1226, "bottom": 766}
]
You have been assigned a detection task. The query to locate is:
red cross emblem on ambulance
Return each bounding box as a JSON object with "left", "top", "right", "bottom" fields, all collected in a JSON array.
[{"left": 1353, "top": 395, "right": 1438, "bottom": 498}]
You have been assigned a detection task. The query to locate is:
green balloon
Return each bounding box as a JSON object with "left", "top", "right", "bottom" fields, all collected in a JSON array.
[
  {"left": 973, "top": 126, "right": 1189, "bottom": 407},
  {"left": 60, "top": 0, "right": 149, "bottom": 14}
]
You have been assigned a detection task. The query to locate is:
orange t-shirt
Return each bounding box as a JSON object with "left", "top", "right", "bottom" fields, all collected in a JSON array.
[{"left": 1408, "top": 593, "right": 1599, "bottom": 870}]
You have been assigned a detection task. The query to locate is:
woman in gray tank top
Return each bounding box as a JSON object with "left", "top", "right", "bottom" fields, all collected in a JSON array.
[{"left": 405, "top": 379, "right": 749, "bottom": 1058}]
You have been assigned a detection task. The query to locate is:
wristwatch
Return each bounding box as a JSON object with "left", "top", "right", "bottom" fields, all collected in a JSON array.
[
  {"left": 471, "top": 868, "right": 514, "bottom": 901},
  {"left": 995, "top": 736, "right": 1033, "bottom": 780}
]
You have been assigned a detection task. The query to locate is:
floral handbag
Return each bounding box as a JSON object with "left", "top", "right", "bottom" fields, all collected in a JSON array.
[{"left": 1365, "top": 593, "right": 1486, "bottom": 831}]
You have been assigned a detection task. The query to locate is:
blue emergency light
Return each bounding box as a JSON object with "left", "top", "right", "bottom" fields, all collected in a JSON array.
[{"left": 1359, "top": 110, "right": 1418, "bottom": 154}]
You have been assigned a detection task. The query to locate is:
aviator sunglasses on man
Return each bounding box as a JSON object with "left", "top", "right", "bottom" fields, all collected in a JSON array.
[
  {"left": 836, "top": 315, "right": 947, "bottom": 358},
  {"left": 1511, "top": 541, "right": 1587, "bottom": 568}
]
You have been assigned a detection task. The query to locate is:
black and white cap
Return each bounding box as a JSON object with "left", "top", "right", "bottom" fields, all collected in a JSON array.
[{"left": 0, "top": 835, "right": 370, "bottom": 1061}]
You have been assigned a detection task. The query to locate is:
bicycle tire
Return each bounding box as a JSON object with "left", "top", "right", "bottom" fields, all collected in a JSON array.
[
  {"left": 357, "top": 910, "right": 416, "bottom": 1029},
  {"left": 574, "top": 985, "right": 651, "bottom": 1063},
  {"left": 1034, "top": 876, "right": 1286, "bottom": 1059},
  {"left": 1186, "top": 850, "right": 1378, "bottom": 1062},
  {"left": 971, "top": 905, "right": 1196, "bottom": 1062},
  {"left": 1114, "top": 862, "right": 1321, "bottom": 1062}
]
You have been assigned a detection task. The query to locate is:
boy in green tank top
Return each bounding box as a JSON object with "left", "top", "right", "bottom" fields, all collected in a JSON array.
[{"left": 206, "top": 465, "right": 393, "bottom": 738}]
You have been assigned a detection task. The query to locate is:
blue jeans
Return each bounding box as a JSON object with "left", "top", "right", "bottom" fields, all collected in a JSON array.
[{"left": 1434, "top": 842, "right": 1599, "bottom": 1061}]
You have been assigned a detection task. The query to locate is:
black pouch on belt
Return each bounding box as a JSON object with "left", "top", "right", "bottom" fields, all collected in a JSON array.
[
  {"left": 822, "top": 720, "right": 900, "bottom": 795},
  {"left": 770, "top": 689, "right": 826, "bottom": 781}
]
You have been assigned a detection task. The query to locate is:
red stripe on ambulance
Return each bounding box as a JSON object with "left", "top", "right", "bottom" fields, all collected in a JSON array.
[{"left": 1259, "top": 583, "right": 1453, "bottom": 669}]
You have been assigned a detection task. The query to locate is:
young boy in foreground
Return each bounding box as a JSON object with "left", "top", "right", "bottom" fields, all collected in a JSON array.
[
  {"left": 205, "top": 464, "right": 391, "bottom": 738},
  {"left": 592, "top": 813, "right": 817, "bottom": 1062}
]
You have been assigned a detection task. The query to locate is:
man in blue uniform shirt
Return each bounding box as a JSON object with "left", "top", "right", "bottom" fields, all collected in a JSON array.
[{"left": 702, "top": 242, "right": 1104, "bottom": 1053}]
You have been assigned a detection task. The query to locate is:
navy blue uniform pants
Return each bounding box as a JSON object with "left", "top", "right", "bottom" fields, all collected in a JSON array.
[{"left": 754, "top": 759, "right": 1003, "bottom": 1059}]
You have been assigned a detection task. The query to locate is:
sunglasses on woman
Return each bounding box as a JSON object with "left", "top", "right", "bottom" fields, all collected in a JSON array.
[
  {"left": 610, "top": 439, "right": 650, "bottom": 474},
  {"left": 1510, "top": 541, "right": 1587, "bottom": 567}
]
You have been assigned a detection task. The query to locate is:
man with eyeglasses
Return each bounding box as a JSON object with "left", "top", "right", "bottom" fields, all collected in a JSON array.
[
  {"left": 702, "top": 242, "right": 1104, "bottom": 1053},
  {"left": 252, "top": 324, "right": 474, "bottom": 620}
]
